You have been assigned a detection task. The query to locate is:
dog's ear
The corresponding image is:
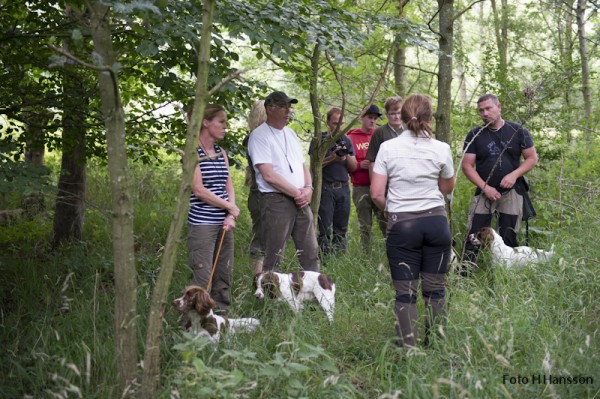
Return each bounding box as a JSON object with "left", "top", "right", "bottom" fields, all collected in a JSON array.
[
  {"left": 262, "top": 272, "right": 278, "bottom": 286},
  {"left": 181, "top": 286, "right": 198, "bottom": 308},
  {"left": 192, "top": 288, "right": 215, "bottom": 316},
  {"left": 192, "top": 291, "right": 207, "bottom": 315},
  {"left": 261, "top": 272, "right": 281, "bottom": 298},
  {"left": 206, "top": 293, "right": 217, "bottom": 310},
  {"left": 476, "top": 227, "right": 495, "bottom": 248},
  {"left": 475, "top": 230, "right": 485, "bottom": 247}
]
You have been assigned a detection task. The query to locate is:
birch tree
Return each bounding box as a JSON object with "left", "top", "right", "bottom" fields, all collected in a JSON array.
[
  {"left": 435, "top": 0, "right": 454, "bottom": 144},
  {"left": 490, "top": 0, "right": 508, "bottom": 79},
  {"left": 140, "top": 0, "right": 217, "bottom": 395},
  {"left": 88, "top": 0, "right": 138, "bottom": 391},
  {"left": 394, "top": 0, "right": 410, "bottom": 96}
]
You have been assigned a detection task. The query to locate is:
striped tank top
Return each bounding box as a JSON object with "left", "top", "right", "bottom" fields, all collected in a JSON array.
[{"left": 188, "top": 145, "right": 229, "bottom": 225}]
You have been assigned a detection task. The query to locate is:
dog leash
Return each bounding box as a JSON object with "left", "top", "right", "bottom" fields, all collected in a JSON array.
[{"left": 206, "top": 227, "right": 227, "bottom": 292}]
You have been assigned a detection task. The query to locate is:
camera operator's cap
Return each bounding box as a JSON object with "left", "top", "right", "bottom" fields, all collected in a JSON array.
[
  {"left": 362, "top": 103, "right": 382, "bottom": 117},
  {"left": 264, "top": 91, "right": 298, "bottom": 107}
]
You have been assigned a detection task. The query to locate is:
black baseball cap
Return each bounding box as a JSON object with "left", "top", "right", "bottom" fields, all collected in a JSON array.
[
  {"left": 265, "top": 91, "right": 298, "bottom": 107},
  {"left": 362, "top": 103, "right": 382, "bottom": 117}
]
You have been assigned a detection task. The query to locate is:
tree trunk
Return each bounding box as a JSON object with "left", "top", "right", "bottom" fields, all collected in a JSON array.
[
  {"left": 140, "top": 1, "right": 216, "bottom": 397},
  {"left": 24, "top": 112, "right": 47, "bottom": 167},
  {"left": 435, "top": 0, "right": 454, "bottom": 144},
  {"left": 393, "top": 42, "right": 407, "bottom": 97},
  {"left": 561, "top": 0, "right": 575, "bottom": 142},
  {"left": 52, "top": 64, "right": 87, "bottom": 247},
  {"left": 557, "top": 0, "right": 574, "bottom": 70},
  {"left": 575, "top": 0, "right": 593, "bottom": 126},
  {"left": 491, "top": 0, "right": 508, "bottom": 79},
  {"left": 309, "top": 42, "right": 323, "bottom": 219},
  {"left": 89, "top": 1, "right": 138, "bottom": 393},
  {"left": 393, "top": 0, "right": 408, "bottom": 97},
  {"left": 23, "top": 110, "right": 49, "bottom": 217},
  {"left": 478, "top": 2, "right": 485, "bottom": 84},
  {"left": 454, "top": 15, "right": 468, "bottom": 108},
  {"left": 307, "top": 44, "right": 356, "bottom": 220}
]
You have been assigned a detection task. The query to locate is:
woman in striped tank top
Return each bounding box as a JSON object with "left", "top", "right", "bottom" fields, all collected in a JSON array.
[{"left": 187, "top": 104, "right": 240, "bottom": 314}]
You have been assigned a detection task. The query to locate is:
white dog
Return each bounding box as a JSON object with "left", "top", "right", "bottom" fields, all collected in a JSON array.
[
  {"left": 172, "top": 285, "right": 260, "bottom": 343},
  {"left": 470, "top": 227, "right": 555, "bottom": 267},
  {"left": 253, "top": 271, "right": 336, "bottom": 323}
]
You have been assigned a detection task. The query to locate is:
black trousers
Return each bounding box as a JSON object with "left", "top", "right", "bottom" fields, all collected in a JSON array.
[
  {"left": 386, "top": 214, "right": 452, "bottom": 281},
  {"left": 463, "top": 190, "right": 522, "bottom": 265},
  {"left": 317, "top": 184, "right": 351, "bottom": 255},
  {"left": 386, "top": 213, "right": 451, "bottom": 347}
]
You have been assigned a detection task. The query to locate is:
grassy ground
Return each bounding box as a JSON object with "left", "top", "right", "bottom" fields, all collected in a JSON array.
[{"left": 0, "top": 143, "right": 599, "bottom": 398}]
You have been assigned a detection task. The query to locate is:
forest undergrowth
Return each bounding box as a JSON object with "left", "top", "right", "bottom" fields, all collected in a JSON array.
[{"left": 0, "top": 140, "right": 598, "bottom": 398}]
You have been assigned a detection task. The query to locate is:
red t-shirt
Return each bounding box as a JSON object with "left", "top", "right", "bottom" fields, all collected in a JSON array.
[{"left": 347, "top": 128, "right": 374, "bottom": 186}]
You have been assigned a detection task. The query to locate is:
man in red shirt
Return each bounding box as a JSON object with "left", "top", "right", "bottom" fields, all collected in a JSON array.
[{"left": 347, "top": 104, "right": 387, "bottom": 252}]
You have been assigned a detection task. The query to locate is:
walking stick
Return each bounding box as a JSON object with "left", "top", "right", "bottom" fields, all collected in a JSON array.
[{"left": 206, "top": 227, "right": 227, "bottom": 292}]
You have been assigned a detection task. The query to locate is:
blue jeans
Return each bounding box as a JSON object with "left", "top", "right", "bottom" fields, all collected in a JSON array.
[{"left": 317, "top": 183, "right": 351, "bottom": 254}]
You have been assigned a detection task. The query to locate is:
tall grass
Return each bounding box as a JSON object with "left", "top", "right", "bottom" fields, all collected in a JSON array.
[{"left": 0, "top": 142, "right": 598, "bottom": 398}]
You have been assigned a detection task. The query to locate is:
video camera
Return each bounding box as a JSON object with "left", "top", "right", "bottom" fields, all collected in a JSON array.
[{"left": 332, "top": 137, "right": 349, "bottom": 157}]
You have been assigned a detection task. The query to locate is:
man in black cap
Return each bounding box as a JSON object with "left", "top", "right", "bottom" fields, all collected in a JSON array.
[
  {"left": 347, "top": 104, "right": 387, "bottom": 252},
  {"left": 247, "top": 91, "right": 320, "bottom": 272}
]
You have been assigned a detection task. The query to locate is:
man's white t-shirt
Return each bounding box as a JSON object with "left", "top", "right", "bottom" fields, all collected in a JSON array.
[{"left": 248, "top": 122, "right": 305, "bottom": 193}]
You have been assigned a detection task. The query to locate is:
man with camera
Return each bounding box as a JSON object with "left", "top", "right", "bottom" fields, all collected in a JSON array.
[{"left": 316, "top": 107, "right": 357, "bottom": 255}]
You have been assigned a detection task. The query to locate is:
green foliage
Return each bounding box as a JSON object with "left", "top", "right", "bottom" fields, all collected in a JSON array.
[
  {"left": 1, "top": 143, "right": 599, "bottom": 397},
  {"left": 171, "top": 336, "right": 356, "bottom": 398},
  {"left": 527, "top": 139, "right": 600, "bottom": 233},
  {"left": 0, "top": 0, "right": 268, "bottom": 178},
  {"left": 1, "top": 0, "right": 600, "bottom": 395},
  {"left": 217, "top": 0, "right": 366, "bottom": 79},
  {"left": 104, "top": 0, "right": 268, "bottom": 164},
  {"left": 0, "top": 148, "right": 52, "bottom": 201}
]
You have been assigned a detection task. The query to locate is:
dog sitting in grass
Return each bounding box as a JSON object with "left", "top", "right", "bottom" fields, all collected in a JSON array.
[{"left": 172, "top": 285, "right": 260, "bottom": 343}]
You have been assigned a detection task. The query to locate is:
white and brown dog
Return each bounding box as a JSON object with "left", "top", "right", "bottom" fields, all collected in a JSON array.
[
  {"left": 172, "top": 285, "right": 260, "bottom": 343},
  {"left": 253, "top": 271, "right": 336, "bottom": 323},
  {"left": 470, "top": 227, "right": 555, "bottom": 268}
]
